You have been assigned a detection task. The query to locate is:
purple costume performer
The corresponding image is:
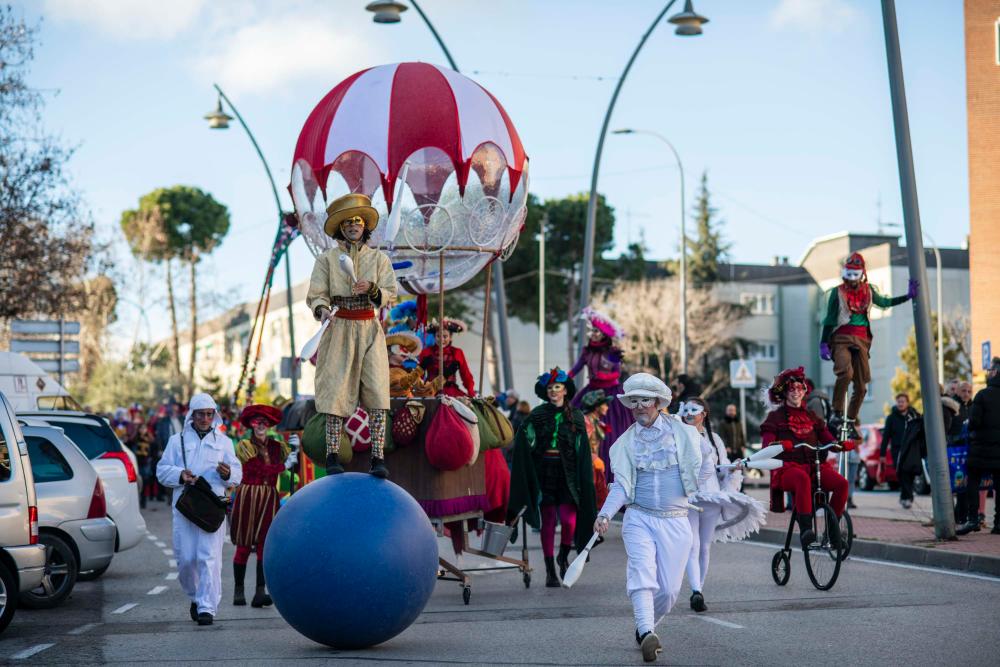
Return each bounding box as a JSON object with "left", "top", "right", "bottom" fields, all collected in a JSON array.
[{"left": 569, "top": 307, "right": 633, "bottom": 481}]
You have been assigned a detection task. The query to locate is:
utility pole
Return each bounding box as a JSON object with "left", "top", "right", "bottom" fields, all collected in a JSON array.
[{"left": 880, "top": 0, "right": 954, "bottom": 539}]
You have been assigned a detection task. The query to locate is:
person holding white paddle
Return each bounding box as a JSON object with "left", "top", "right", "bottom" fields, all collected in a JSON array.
[
  {"left": 306, "top": 193, "right": 397, "bottom": 478},
  {"left": 593, "top": 373, "right": 703, "bottom": 663}
]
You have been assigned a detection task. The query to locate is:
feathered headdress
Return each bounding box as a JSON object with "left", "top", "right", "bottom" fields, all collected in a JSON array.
[
  {"left": 762, "top": 366, "right": 813, "bottom": 411},
  {"left": 579, "top": 306, "right": 625, "bottom": 340}
]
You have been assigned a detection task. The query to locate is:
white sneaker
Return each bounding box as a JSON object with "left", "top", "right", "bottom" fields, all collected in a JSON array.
[{"left": 640, "top": 631, "right": 662, "bottom": 662}]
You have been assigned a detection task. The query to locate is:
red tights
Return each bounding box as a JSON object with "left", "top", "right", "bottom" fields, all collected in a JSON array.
[
  {"left": 776, "top": 463, "right": 848, "bottom": 517},
  {"left": 540, "top": 503, "right": 576, "bottom": 558},
  {"left": 234, "top": 545, "right": 260, "bottom": 565}
]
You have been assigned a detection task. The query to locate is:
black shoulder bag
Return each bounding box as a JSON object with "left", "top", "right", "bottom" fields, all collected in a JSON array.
[{"left": 174, "top": 434, "right": 228, "bottom": 533}]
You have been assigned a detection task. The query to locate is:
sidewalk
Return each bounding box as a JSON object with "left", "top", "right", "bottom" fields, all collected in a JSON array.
[{"left": 743, "top": 483, "right": 1000, "bottom": 576}]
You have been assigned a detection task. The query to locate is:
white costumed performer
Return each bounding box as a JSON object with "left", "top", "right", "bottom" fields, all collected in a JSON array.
[
  {"left": 156, "top": 393, "right": 243, "bottom": 625},
  {"left": 593, "top": 373, "right": 702, "bottom": 663},
  {"left": 678, "top": 398, "right": 767, "bottom": 614}
]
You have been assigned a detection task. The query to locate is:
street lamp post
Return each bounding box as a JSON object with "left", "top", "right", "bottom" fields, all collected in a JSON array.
[
  {"left": 538, "top": 215, "right": 548, "bottom": 375},
  {"left": 880, "top": 0, "right": 953, "bottom": 539},
  {"left": 613, "top": 129, "right": 687, "bottom": 373},
  {"left": 204, "top": 86, "right": 299, "bottom": 400},
  {"left": 578, "top": 0, "right": 707, "bottom": 368},
  {"left": 366, "top": 0, "right": 516, "bottom": 391}
]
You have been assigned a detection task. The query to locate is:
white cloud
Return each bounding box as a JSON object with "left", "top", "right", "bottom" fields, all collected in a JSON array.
[
  {"left": 194, "top": 15, "right": 382, "bottom": 96},
  {"left": 770, "top": 0, "right": 860, "bottom": 32},
  {"left": 42, "top": 0, "right": 208, "bottom": 40}
]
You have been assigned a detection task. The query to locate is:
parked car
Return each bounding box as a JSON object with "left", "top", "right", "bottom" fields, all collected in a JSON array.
[
  {"left": 18, "top": 424, "right": 116, "bottom": 608},
  {"left": 0, "top": 392, "right": 46, "bottom": 634},
  {"left": 18, "top": 412, "right": 145, "bottom": 573},
  {"left": 858, "top": 423, "right": 930, "bottom": 494}
]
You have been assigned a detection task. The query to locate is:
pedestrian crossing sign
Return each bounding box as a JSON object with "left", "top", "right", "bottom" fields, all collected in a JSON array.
[{"left": 729, "top": 359, "right": 757, "bottom": 388}]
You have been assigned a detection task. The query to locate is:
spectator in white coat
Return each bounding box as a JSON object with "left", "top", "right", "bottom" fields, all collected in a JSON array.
[{"left": 157, "top": 393, "right": 242, "bottom": 626}]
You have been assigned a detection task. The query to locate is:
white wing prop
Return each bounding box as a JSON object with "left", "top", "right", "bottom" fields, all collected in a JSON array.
[
  {"left": 561, "top": 532, "right": 600, "bottom": 589},
  {"left": 383, "top": 162, "right": 409, "bottom": 246},
  {"left": 338, "top": 253, "right": 358, "bottom": 284},
  {"left": 290, "top": 159, "right": 332, "bottom": 257}
]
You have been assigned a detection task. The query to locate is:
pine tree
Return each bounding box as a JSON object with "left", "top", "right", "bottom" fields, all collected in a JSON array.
[{"left": 686, "top": 172, "right": 730, "bottom": 287}]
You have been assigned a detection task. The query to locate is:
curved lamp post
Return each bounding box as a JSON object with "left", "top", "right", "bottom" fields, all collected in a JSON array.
[
  {"left": 365, "top": 0, "right": 515, "bottom": 392},
  {"left": 578, "top": 0, "right": 708, "bottom": 373},
  {"left": 204, "top": 85, "right": 299, "bottom": 399},
  {"left": 613, "top": 128, "right": 687, "bottom": 373}
]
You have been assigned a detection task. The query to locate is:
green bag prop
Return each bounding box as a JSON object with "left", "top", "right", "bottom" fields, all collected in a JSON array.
[
  {"left": 302, "top": 413, "right": 353, "bottom": 466},
  {"left": 470, "top": 400, "right": 503, "bottom": 450},
  {"left": 480, "top": 399, "right": 515, "bottom": 448}
]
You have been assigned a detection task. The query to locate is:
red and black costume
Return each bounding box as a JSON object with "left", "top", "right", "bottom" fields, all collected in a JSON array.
[
  {"left": 420, "top": 318, "right": 475, "bottom": 398},
  {"left": 230, "top": 404, "right": 290, "bottom": 608},
  {"left": 759, "top": 368, "right": 848, "bottom": 520}
]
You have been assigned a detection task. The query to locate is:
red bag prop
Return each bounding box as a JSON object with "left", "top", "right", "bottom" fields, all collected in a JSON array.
[
  {"left": 424, "top": 400, "right": 474, "bottom": 471},
  {"left": 345, "top": 407, "right": 371, "bottom": 452},
  {"left": 391, "top": 402, "right": 424, "bottom": 448}
]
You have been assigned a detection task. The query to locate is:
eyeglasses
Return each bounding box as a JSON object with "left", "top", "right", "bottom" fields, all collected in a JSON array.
[{"left": 624, "top": 397, "right": 656, "bottom": 409}]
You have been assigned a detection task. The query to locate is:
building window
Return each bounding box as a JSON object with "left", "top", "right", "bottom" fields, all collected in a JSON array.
[
  {"left": 741, "top": 293, "right": 775, "bottom": 315},
  {"left": 748, "top": 342, "right": 778, "bottom": 361}
]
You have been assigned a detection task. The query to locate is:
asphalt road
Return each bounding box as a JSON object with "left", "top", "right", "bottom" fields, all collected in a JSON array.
[{"left": 3, "top": 499, "right": 1000, "bottom": 666}]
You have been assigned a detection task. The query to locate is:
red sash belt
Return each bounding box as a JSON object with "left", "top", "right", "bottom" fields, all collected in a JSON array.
[{"left": 335, "top": 308, "right": 375, "bottom": 320}]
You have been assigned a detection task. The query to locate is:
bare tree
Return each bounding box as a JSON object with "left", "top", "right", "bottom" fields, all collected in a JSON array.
[{"left": 591, "top": 278, "right": 748, "bottom": 394}]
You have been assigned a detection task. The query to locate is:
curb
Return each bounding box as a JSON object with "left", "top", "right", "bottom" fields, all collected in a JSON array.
[{"left": 748, "top": 527, "right": 1000, "bottom": 578}]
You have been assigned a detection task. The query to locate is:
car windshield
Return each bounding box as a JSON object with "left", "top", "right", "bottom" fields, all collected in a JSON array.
[
  {"left": 26, "top": 436, "right": 74, "bottom": 482},
  {"left": 45, "top": 420, "right": 119, "bottom": 460}
]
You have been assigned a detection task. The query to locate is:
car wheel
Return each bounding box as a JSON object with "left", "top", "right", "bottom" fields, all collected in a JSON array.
[
  {"left": 859, "top": 466, "right": 876, "bottom": 491},
  {"left": 0, "top": 560, "right": 17, "bottom": 634},
  {"left": 19, "top": 534, "right": 78, "bottom": 609},
  {"left": 77, "top": 563, "right": 110, "bottom": 582}
]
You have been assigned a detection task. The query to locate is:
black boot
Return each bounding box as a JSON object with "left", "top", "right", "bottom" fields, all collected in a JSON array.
[
  {"left": 827, "top": 513, "right": 843, "bottom": 549},
  {"left": 251, "top": 559, "right": 272, "bottom": 608},
  {"left": 544, "top": 556, "right": 560, "bottom": 587},
  {"left": 956, "top": 518, "right": 981, "bottom": 536},
  {"left": 325, "top": 452, "right": 345, "bottom": 474},
  {"left": 797, "top": 513, "right": 815, "bottom": 549},
  {"left": 232, "top": 562, "right": 247, "bottom": 606},
  {"left": 556, "top": 544, "right": 572, "bottom": 580},
  {"left": 690, "top": 591, "right": 707, "bottom": 613},
  {"left": 369, "top": 456, "right": 389, "bottom": 479},
  {"left": 189, "top": 602, "right": 198, "bottom": 622}
]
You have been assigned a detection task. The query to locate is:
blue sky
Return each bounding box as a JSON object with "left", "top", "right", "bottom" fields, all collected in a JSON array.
[{"left": 14, "top": 0, "right": 968, "bottom": 348}]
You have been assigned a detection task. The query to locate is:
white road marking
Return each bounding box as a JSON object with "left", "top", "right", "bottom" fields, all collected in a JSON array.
[
  {"left": 737, "top": 540, "right": 1000, "bottom": 583},
  {"left": 165, "top": 572, "right": 178, "bottom": 580},
  {"left": 162, "top": 549, "right": 173, "bottom": 555},
  {"left": 147, "top": 586, "right": 168, "bottom": 595},
  {"left": 112, "top": 603, "right": 138, "bottom": 614},
  {"left": 155, "top": 541, "right": 166, "bottom": 548},
  {"left": 169, "top": 559, "right": 177, "bottom": 568},
  {"left": 67, "top": 623, "right": 100, "bottom": 636},
  {"left": 697, "top": 616, "right": 744, "bottom": 629},
  {"left": 11, "top": 644, "right": 55, "bottom": 660},
  {"left": 146, "top": 535, "right": 156, "bottom": 541}
]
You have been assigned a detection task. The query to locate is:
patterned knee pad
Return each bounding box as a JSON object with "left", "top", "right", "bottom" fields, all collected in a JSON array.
[
  {"left": 368, "top": 409, "right": 387, "bottom": 459},
  {"left": 325, "top": 414, "right": 343, "bottom": 455}
]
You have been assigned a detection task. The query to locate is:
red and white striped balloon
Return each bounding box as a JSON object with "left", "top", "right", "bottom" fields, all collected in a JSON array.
[{"left": 290, "top": 62, "right": 529, "bottom": 294}]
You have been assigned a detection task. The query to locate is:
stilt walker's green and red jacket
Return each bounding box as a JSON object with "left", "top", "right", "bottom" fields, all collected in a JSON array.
[{"left": 820, "top": 283, "right": 909, "bottom": 344}]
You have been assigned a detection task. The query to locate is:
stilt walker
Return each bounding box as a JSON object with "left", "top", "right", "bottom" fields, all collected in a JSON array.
[
  {"left": 306, "top": 193, "right": 397, "bottom": 478},
  {"left": 230, "top": 404, "right": 298, "bottom": 608},
  {"left": 594, "top": 373, "right": 703, "bottom": 662},
  {"left": 820, "top": 252, "right": 917, "bottom": 438}
]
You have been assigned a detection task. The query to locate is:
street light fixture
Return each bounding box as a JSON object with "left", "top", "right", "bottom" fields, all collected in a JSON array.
[
  {"left": 203, "top": 97, "right": 233, "bottom": 129},
  {"left": 364, "top": 0, "right": 516, "bottom": 392},
  {"left": 579, "top": 0, "right": 707, "bottom": 373},
  {"left": 668, "top": 0, "right": 710, "bottom": 36},
  {"left": 612, "top": 128, "right": 688, "bottom": 374},
  {"left": 366, "top": 1, "right": 408, "bottom": 24},
  {"left": 203, "top": 84, "right": 299, "bottom": 400}
]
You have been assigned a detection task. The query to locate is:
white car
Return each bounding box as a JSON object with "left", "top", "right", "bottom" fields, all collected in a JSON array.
[
  {"left": 19, "top": 424, "right": 116, "bottom": 608},
  {"left": 18, "top": 412, "right": 146, "bottom": 567}
]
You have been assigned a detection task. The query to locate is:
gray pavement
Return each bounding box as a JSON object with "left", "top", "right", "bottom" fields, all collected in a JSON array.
[{"left": 3, "top": 499, "right": 1000, "bottom": 666}]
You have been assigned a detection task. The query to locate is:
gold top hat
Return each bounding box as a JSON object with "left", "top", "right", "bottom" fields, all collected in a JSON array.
[{"left": 324, "top": 193, "right": 379, "bottom": 237}]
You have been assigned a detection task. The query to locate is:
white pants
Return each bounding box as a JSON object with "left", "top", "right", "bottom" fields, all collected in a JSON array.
[
  {"left": 622, "top": 510, "right": 693, "bottom": 635},
  {"left": 172, "top": 509, "right": 225, "bottom": 616},
  {"left": 686, "top": 503, "right": 722, "bottom": 593}
]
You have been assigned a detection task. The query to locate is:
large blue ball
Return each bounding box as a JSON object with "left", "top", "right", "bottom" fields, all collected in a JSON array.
[{"left": 263, "top": 473, "right": 438, "bottom": 648}]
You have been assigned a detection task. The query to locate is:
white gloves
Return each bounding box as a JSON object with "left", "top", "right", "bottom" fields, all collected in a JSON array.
[
  {"left": 284, "top": 451, "right": 299, "bottom": 470},
  {"left": 287, "top": 433, "right": 301, "bottom": 450}
]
